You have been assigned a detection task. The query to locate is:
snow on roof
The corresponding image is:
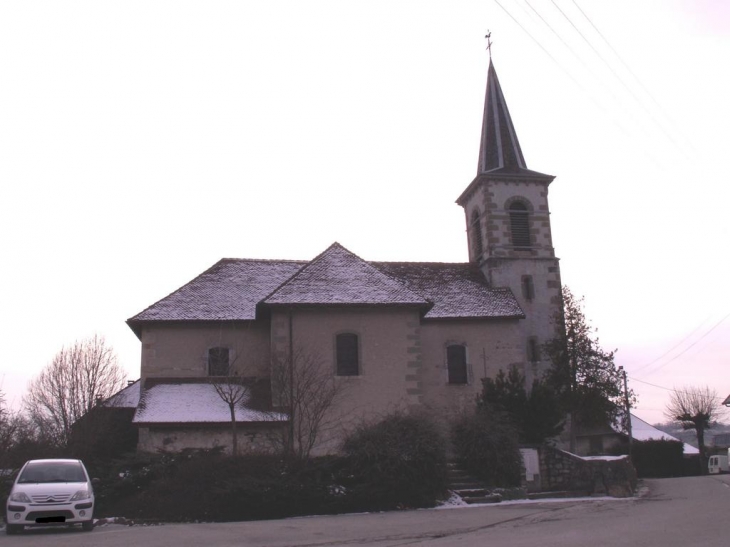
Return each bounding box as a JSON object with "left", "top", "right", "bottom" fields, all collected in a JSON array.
[
  {"left": 128, "top": 258, "right": 306, "bottom": 325},
  {"left": 581, "top": 455, "right": 629, "bottom": 461},
  {"left": 104, "top": 380, "right": 141, "bottom": 409},
  {"left": 264, "top": 243, "right": 430, "bottom": 307},
  {"left": 373, "top": 262, "right": 524, "bottom": 319},
  {"left": 133, "top": 383, "right": 287, "bottom": 425},
  {"left": 621, "top": 414, "right": 700, "bottom": 455},
  {"left": 128, "top": 244, "right": 524, "bottom": 329}
]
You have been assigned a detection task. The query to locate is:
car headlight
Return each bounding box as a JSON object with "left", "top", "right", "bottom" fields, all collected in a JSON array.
[
  {"left": 70, "top": 490, "right": 91, "bottom": 501},
  {"left": 9, "top": 492, "right": 31, "bottom": 503}
]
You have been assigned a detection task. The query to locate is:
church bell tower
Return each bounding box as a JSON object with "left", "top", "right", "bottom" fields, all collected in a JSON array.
[{"left": 456, "top": 59, "right": 563, "bottom": 371}]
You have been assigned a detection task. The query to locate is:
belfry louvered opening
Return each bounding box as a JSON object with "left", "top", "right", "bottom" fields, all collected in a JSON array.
[{"left": 509, "top": 202, "right": 531, "bottom": 248}]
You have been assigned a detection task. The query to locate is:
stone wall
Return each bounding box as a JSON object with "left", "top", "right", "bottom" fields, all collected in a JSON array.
[
  {"left": 539, "top": 445, "right": 637, "bottom": 497},
  {"left": 137, "top": 423, "right": 285, "bottom": 454}
]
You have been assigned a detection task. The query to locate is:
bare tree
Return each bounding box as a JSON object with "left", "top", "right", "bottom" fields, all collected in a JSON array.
[
  {"left": 24, "top": 335, "right": 127, "bottom": 447},
  {"left": 212, "top": 376, "right": 250, "bottom": 457},
  {"left": 0, "top": 389, "right": 12, "bottom": 456},
  {"left": 271, "top": 347, "right": 348, "bottom": 459},
  {"left": 665, "top": 385, "right": 723, "bottom": 470},
  {"left": 0, "top": 388, "right": 6, "bottom": 428}
]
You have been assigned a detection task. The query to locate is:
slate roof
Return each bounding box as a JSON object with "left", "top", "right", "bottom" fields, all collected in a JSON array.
[
  {"left": 628, "top": 414, "right": 699, "bottom": 456},
  {"left": 611, "top": 413, "right": 700, "bottom": 456},
  {"left": 128, "top": 259, "right": 306, "bottom": 327},
  {"left": 373, "top": 262, "right": 523, "bottom": 319},
  {"left": 476, "top": 60, "right": 552, "bottom": 179},
  {"left": 128, "top": 243, "right": 524, "bottom": 336},
  {"left": 104, "top": 380, "right": 141, "bottom": 409},
  {"left": 133, "top": 382, "right": 287, "bottom": 425},
  {"left": 263, "top": 243, "right": 431, "bottom": 308}
]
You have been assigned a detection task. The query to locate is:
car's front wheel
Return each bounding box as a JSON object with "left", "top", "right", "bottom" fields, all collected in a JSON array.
[
  {"left": 82, "top": 520, "right": 94, "bottom": 532},
  {"left": 6, "top": 524, "right": 23, "bottom": 535}
]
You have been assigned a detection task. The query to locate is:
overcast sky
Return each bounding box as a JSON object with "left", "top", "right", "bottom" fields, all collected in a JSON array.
[{"left": 1, "top": 0, "right": 728, "bottom": 425}]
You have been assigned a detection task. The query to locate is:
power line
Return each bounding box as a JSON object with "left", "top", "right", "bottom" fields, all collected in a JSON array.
[
  {"left": 631, "top": 313, "right": 714, "bottom": 374},
  {"left": 520, "top": 0, "right": 667, "bottom": 162},
  {"left": 566, "top": 0, "right": 695, "bottom": 161},
  {"left": 493, "top": 0, "right": 635, "bottom": 143},
  {"left": 523, "top": 0, "right": 623, "bottom": 103},
  {"left": 640, "top": 311, "right": 730, "bottom": 375},
  {"left": 495, "top": 0, "right": 668, "bottom": 170},
  {"left": 628, "top": 376, "right": 727, "bottom": 402},
  {"left": 570, "top": 0, "right": 695, "bottom": 156}
]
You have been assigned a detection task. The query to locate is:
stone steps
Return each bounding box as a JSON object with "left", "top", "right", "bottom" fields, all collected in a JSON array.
[{"left": 446, "top": 462, "right": 498, "bottom": 505}]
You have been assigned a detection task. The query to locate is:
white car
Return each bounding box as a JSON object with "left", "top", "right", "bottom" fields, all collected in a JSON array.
[{"left": 5, "top": 459, "right": 95, "bottom": 534}]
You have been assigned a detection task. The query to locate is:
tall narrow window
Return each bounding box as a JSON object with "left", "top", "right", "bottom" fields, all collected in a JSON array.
[
  {"left": 509, "top": 202, "right": 531, "bottom": 247},
  {"left": 526, "top": 337, "right": 540, "bottom": 363},
  {"left": 336, "top": 333, "right": 359, "bottom": 376},
  {"left": 447, "top": 344, "right": 468, "bottom": 385},
  {"left": 208, "top": 347, "right": 230, "bottom": 376},
  {"left": 521, "top": 275, "right": 535, "bottom": 301},
  {"left": 470, "top": 209, "right": 483, "bottom": 258}
]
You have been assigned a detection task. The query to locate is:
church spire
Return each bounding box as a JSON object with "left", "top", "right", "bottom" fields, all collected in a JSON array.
[
  {"left": 457, "top": 56, "right": 553, "bottom": 207},
  {"left": 477, "top": 60, "right": 528, "bottom": 175}
]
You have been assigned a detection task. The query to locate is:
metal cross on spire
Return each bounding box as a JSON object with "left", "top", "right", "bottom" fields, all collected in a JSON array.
[{"left": 485, "top": 31, "right": 493, "bottom": 59}]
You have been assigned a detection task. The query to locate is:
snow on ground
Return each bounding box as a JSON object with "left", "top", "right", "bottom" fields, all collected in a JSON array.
[{"left": 435, "top": 493, "right": 636, "bottom": 510}]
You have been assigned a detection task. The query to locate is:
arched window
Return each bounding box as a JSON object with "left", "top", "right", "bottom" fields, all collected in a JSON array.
[
  {"left": 208, "top": 347, "right": 230, "bottom": 376},
  {"left": 470, "top": 209, "right": 483, "bottom": 258},
  {"left": 509, "top": 201, "right": 531, "bottom": 247},
  {"left": 336, "top": 333, "right": 359, "bottom": 376},
  {"left": 447, "top": 344, "right": 468, "bottom": 385}
]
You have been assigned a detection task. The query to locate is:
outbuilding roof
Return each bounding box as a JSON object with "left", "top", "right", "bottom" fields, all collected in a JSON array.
[
  {"left": 615, "top": 414, "right": 700, "bottom": 456},
  {"left": 104, "top": 380, "right": 141, "bottom": 409},
  {"left": 132, "top": 382, "right": 287, "bottom": 425}
]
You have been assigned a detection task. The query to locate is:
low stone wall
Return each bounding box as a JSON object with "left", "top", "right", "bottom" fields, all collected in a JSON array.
[
  {"left": 137, "top": 423, "right": 285, "bottom": 454},
  {"left": 539, "top": 445, "right": 637, "bottom": 497}
]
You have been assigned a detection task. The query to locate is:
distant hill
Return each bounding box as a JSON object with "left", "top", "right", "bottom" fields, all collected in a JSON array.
[{"left": 653, "top": 422, "right": 730, "bottom": 450}]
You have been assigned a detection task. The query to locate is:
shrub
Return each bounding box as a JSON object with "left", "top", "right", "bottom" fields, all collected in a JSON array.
[
  {"left": 479, "top": 366, "right": 564, "bottom": 444},
  {"left": 91, "top": 414, "right": 450, "bottom": 522},
  {"left": 342, "top": 412, "right": 448, "bottom": 509},
  {"left": 94, "top": 450, "right": 347, "bottom": 521},
  {"left": 630, "top": 440, "right": 684, "bottom": 478},
  {"left": 451, "top": 411, "right": 522, "bottom": 487}
]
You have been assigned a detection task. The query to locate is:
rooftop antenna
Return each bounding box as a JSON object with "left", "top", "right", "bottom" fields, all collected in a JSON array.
[{"left": 485, "top": 30, "right": 493, "bottom": 59}]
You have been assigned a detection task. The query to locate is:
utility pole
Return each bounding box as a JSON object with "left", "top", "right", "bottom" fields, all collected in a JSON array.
[{"left": 619, "top": 366, "right": 633, "bottom": 458}]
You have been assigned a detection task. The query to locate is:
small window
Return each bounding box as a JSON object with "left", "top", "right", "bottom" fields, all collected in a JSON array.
[
  {"left": 447, "top": 344, "right": 468, "bottom": 385},
  {"left": 509, "top": 201, "right": 531, "bottom": 247},
  {"left": 589, "top": 436, "right": 604, "bottom": 455},
  {"left": 336, "top": 333, "right": 359, "bottom": 376},
  {"left": 521, "top": 275, "right": 535, "bottom": 301},
  {"left": 471, "top": 209, "right": 483, "bottom": 258},
  {"left": 526, "top": 337, "right": 540, "bottom": 363},
  {"left": 208, "top": 347, "right": 230, "bottom": 376}
]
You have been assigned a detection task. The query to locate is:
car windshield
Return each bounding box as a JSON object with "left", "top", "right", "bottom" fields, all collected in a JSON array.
[{"left": 17, "top": 462, "right": 86, "bottom": 483}]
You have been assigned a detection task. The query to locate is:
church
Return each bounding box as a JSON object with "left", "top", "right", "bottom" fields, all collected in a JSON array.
[{"left": 125, "top": 59, "right": 563, "bottom": 455}]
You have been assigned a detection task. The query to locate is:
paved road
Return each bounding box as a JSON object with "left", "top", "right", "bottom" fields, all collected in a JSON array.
[{"left": 2, "top": 475, "right": 729, "bottom": 546}]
